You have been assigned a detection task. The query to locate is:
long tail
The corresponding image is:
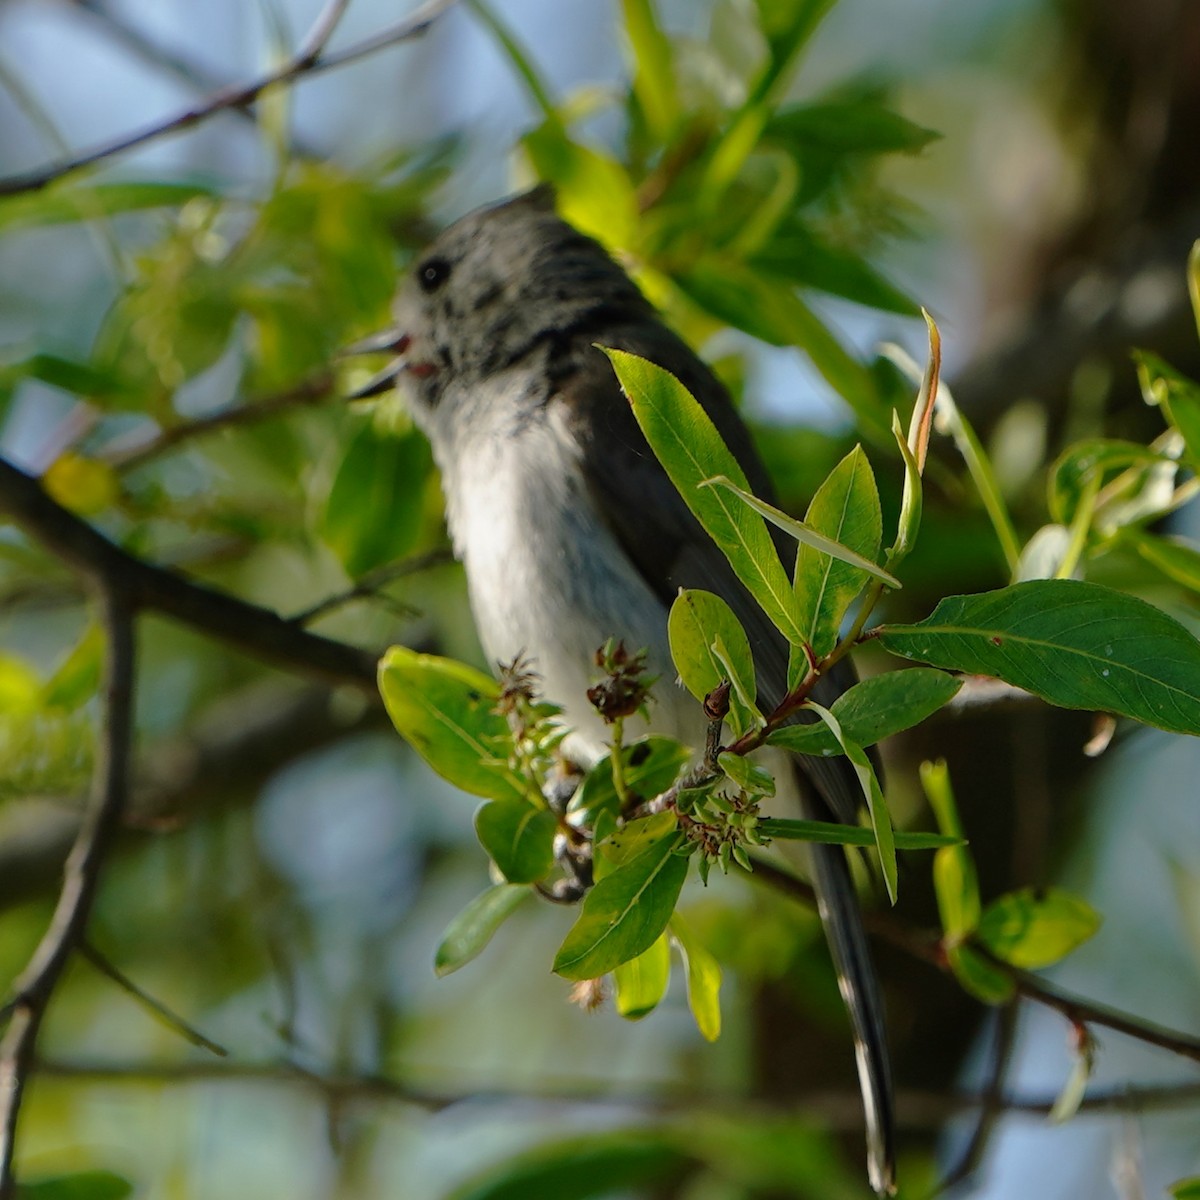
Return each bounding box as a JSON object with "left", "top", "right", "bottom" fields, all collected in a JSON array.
[{"left": 798, "top": 780, "right": 896, "bottom": 1196}]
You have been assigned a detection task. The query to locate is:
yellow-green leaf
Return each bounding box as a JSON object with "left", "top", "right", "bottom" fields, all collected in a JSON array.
[{"left": 378, "top": 647, "right": 526, "bottom": 803}]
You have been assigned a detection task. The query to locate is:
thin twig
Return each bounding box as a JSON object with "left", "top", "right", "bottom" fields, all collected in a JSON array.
[
  {"left": 102, "top": 372, "right": 336, "bottom": 470},
  {"left": 746, "top": 854, "right": 1200, "bottom": 1065},
  {"left": 295, "top": 0, "right": 354, "bottom": 66},
  {"left": 26, "top": 1059, "right": 1200, "bottom": 1123},
  {"left": 289, "top": 547, "right": 455, "bottom": 624},
  {"left": 1004, "top": 966, "right": 1200, "bottom": 1066},
  {"left": 0, "top": 583, "right": 135, "bottom": 1198},
  {"left": 79, "top": 943, "right": 228, "bottom": 1058},
  {"left": 938, "top": 1003, "right": 1018, "bottom": 1195},
  {"left": 0, "top": 0, "right": 457, "bottom": 198}
]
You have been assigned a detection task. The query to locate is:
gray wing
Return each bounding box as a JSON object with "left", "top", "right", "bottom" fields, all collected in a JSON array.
[{"left": 553, "top": 326, "right": 896, "bottom": 1195}]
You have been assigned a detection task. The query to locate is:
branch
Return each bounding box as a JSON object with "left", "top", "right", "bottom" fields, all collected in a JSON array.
[
  {"left": 62, "top": 0, "right": 314, "bottom": 154},
  {"left": 28, "top": 1058, "right": 1200, "bottom": 1125},
  {"left": 0, "top": 0, "right": 458, "bottom": 198},
  {"left": 289, "top": 547, "right": 455, "bottom": 625},
  {"left": 0, "top": 455, "right": 378, "bottom": 688},
  {"left": 103, "top": 372, "right": 336, "bottom": 470},
  {"left": 1003, "top": 966, "right": 1200, "bottom": 1066},
  {"left": 747, "top": 855, "right": 1200, "bottom": 1066},
  {"left": 0, "top": 583, "right": 135, "bottom": 1197},
  {"left": 79, "top": 943, "right": 227, "bottom": 1057}
]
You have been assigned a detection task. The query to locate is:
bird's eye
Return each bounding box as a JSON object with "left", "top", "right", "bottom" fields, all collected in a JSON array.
[{"left": 417, "top": 257, "right": 451, "bottom": 293}]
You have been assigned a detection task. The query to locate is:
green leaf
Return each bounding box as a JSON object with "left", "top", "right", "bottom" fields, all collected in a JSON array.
[
  {"left": 1134, "top": 349, "right": 1200, "bottom": 465},
  {"left": 767, "top": 667, "right": 961, "bottom": 756},
  {"left": 1049, "top": 437, "right": 1172, "bottom": 524},
  {"left": 1169, "top": 1177, "right": 1200, "bottom": 1200},
  {"left": 946, "top": 943, "right": 1014, "bottom": 1005},
  {"left": 474, "top": 800, "right": 557, "bottom": 884},
  {"left": 0, "top": 353, "right": 130, "bottom": 401},
  {"left": 702, "top": 474, "right": 897, "bottom": 586},
  {"left": 759, "top": 818, "right": 959, "bottom": 849},
  {"left": 321, "top": 421, "right": 430, "bottom": 577},
  {"left": 1122, "top": 528, "right": 1200, "bottom": 593},
  {"left": 594, "top": 811, "right": 679, "bottom": 878},
  {"left": 976, "top": 887, "right": 1101, "bottom": 969},
  {"left": 888, "top": 406, "right": 923, "bottom": 570},
  {"left": 791, "top": 445, "right": 885, "bottom": 665},
  {"left": 878, "top": 580, "right": 1200, "bottom": 736},
  {"left": 522, "top": 124, "right": 638, "bottom": 249},
  {"left": 443, "top": 1130, "right": 689, "bottom": 1200},
  {"left": 717, "top": 750, "right": 775, "bottom": 796},
  {"left": 613, "top": 931, "right": 671, "bottom": 1019},
  {"left": 751, "top": 225, "right": 919, "bottom": 314},
  {"left": 750, "top": 0, "right": 838, "bottom": 104},
  {"left": 42, "top": 622, "right": 104, "bottom": 711},
  {"left": 1048, "top": 1044, "right": 1093, "bottom": 1124},
  {"left": 921, "top": 759, "right": 981, "bottom": 939},
  {"left": 569, "top": 736, "right": 691, "bottom": 823},
  {"left": 377, "top": 647, "right": 526, "bottom": 803},
  {"left": 670, "top": 913, "right": 722, "bottom": 1041},
  {"left": 554, "top": 831, "right": 689, "bottom": 979},
  {"left": 604, "top": 349, "right": 803, "bottom": 643},
  {"left": 16, "top": 1173, "right": 132, "bottom": 1200},
  {"left": 766, "top": 100, "right": 939, "bottom": 154},
  {"left": 805, "top": 701, "right": 897, "bottom": 901},
  {"left": 668, "top": 589, "right": 760, "bottom": 736},
  {"left": 673, "top": 263, "right": 887, "bottom": 436},
  {"left": 621, "top": 0, "right": 678, "bottom": 141},
  {"left": 0, "top": 180, "right": 221, "bottom": 232},
  {"left": 435, "top": 884, "right": 531, "bottom": 976}
]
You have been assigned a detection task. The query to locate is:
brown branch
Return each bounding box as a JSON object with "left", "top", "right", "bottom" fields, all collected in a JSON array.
[
  {"left": 0, "top": 0, "right": 457, "bottom": 198},
  {"left": 746, "top": 854, "right": 1200, "bottom": 1066},
  {"left": 937, "top": 1003, "right": 1018, "bottom": 1195},
  {"left": 27, "top": 1059, "right": 1200, "bottom": 1125},
  {"left": 1003, "top": 966, "right": 1200, "bottom": 1066},
  {"left": 103, "top": 373, "right": 336, "bottom": 470},
  {"left": 0, "top": 583, "right": 135, "bottom": 1198},
  {"left": 0, "top": 455, "right": 377, "bottom": 688}
]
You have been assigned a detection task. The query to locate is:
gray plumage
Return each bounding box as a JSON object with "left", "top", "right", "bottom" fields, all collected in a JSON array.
[{"left": 366, "top": 186, "right": 895, "bottom": 1194}]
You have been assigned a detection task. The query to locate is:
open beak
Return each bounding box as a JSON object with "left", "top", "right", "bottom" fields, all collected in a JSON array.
[{"left": 340, "top": 328, "right": 411, "bottom": 400}]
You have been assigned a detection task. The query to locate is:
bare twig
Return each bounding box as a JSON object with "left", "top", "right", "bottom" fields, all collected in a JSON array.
[
  {"left": 0, "top": 0, "right": 457, "bottom": 198},
  {"left": 1004, "top": 966, "right": 1200, "bottom": 1066},
  {"left": 0, "top": 455, "right": 378, "bottom": 688},
  {"left": 295, "top": 0, "right": 354, "bottom": 66},
  {"left": 79, "top": 943, "right": 228, "bottom": 1057},
  {"left": 290, "top": 547, "right": 455, "bottom": 625},
  {"left": 938, "top": 1003, "right": 1018, "bottom": 1195},
  {"left": 102, "top": 372, "right": 336, "bottom": 470},
  {"left": 0, "top": 583, "right": 135, "bottom": 1198},
  {"left": 747, "top": 854, "right": 1200, "bottom": 1066},
  {"left": 26, "top": 1058, "right": 1200, "bottom": 1124}
]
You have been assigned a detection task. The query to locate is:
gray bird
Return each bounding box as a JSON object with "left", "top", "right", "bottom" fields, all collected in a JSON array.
[{"left": 355, "top": 186, "right": 895, "bottom": 1194}]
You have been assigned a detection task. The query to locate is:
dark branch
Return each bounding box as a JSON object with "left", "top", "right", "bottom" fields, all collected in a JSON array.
[
  {"left": 747, "top": 854, "right": 1200, "bottom": 1066},
  {"left": 0, "top": 455, "right": 378, "bottom": 688},
  {"left": 28, "top": 1059, "right": 1200, "bottom": 1125},
  {"left": 0, "top": 583, "right": 135, "bottom": 1197},
  {"left": 79, "top": 943, "right": 228, "bottom": 1057},
  {"left": 0, "top": 0, "right": 457, "bottom": 198}
]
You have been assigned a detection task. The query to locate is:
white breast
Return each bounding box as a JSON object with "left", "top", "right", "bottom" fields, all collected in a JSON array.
[{"left": 432, "top": 374, "right": 697, "bottom": 763}]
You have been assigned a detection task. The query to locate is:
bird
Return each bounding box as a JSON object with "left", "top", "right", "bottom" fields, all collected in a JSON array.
[{"left": 352, "top": 185, "right": 895, "bottom": 1194}]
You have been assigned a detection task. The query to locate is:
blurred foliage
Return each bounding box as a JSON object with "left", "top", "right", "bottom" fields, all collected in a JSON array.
[{"left": 1, "top": 0, "right": 1200, "bottom": 1198}]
